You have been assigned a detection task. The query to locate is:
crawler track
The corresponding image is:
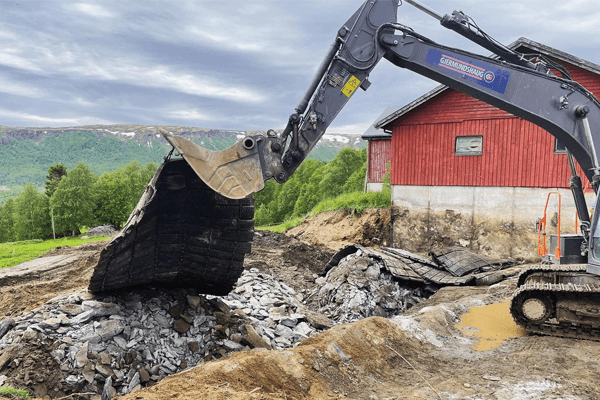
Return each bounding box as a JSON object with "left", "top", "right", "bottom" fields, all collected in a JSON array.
[{"left": 511, "top": 265, "right": 600, "bottom": 341}]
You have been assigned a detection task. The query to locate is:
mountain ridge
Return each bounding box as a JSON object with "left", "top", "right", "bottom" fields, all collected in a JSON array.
[
  {"left": 0, "top": 124, "right": 364, "bottom": 147},
  {"left": 0, "top": 124, "right": 366, "bottom": 202}
]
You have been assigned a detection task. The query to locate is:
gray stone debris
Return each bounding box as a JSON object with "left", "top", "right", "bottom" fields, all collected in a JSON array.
[
  {"left": 0, "top": 290, "right": 218, "bottom": 398},
  {"left": 0, "top": 268, "right": 330, "bottom": 398},
  {"left": 86, "top": 225, "right": 117, "bottom": 237},
  {"left": 0, "top": 254, "right": 434, "bottom": 399},
  {"left": 306, "top": 249, "right": 435, "bottom": 324},
  {"left": 0, "top": 318, "right": 14, "bottom": 339},
  {"left": 215, "top": 268, "right": 324, "bottom": 351}
]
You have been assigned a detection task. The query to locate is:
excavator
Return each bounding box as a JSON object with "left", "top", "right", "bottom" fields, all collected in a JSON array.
[{"left": 90, "top": 0, "right": 600, "bottom": 340}]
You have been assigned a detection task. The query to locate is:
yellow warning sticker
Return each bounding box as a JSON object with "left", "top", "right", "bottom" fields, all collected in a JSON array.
[{"left": 341, "top": 75, "right": 361, "bottom": 97}]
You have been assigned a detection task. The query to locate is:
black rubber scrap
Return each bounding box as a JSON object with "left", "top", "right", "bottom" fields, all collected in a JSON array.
[
  {"left": 430, "top": 247, "right": 500, "bottom": 277},
  {"left": 89, "top": 158, "right": 254, "bottom": 295}
]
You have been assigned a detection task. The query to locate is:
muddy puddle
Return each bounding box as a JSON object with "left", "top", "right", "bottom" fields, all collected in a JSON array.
[{"left": 456, "top": 298, "right": 527, "bottom": 351}]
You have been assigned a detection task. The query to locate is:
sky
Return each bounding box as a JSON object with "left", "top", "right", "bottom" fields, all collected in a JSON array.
[{"left": 0, "top": 0, "right": 599, "bottom": 135}]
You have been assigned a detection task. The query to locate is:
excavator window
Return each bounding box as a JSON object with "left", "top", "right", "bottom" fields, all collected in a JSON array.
[{"left": 592, "top": 218, "right": 600, "bottom": 262}]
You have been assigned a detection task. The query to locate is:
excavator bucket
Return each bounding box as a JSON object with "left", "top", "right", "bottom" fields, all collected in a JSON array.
[
  {"left": 160, "top": 128, "right": 264, "bottom": 199},
  {"left": 89, "top": 133, "right": 259, "bottom": 294}
]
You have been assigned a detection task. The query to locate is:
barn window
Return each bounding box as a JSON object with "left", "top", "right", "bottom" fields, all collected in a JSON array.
[
  {"left": 554, "top": 138, "right": 567, "bottom": 154},
  {"left": 455, "top": 136, "right": 483, "bottom": 156}
]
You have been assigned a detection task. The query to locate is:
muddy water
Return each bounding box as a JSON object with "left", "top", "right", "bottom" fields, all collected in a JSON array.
[{"left": 456, "top": 299, "right": 527, "bottom": 351}]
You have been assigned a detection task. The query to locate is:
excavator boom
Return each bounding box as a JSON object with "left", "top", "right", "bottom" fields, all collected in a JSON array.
[{"left": 91, "top": 0, "right": 600, "bottom": 342}]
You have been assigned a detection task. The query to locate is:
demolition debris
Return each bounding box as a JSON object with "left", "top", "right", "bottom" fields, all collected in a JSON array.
[{"left": 0, "top": 238, "right": 515, "bottom": 399}]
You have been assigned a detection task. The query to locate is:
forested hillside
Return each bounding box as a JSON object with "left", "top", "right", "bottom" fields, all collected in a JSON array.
[
  {"left": 0, "top": 147, "right": 389, "bottom": 243},
  {"left": 0, "top": 131, "right": 165, "bottom": 187},
  {"left": 0, "top": 125, "right": 365, "bottom": 203}
]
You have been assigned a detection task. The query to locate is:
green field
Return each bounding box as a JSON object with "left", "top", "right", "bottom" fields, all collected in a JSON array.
[{"left": 0, "top": 236, "right": 111, "bottom": 269}]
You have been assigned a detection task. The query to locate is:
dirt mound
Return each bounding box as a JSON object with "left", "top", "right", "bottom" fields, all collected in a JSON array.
[
  {"left": 119, "top": 317, "right": 423, "bottom": 400},
  {"left": 287, "top": 208, "right": 391, "bottom": 251},
  {"left": 0, "top": 241, "right": 109, "bottom": 319},
  {"left": 118, "top": 281, "right": 600, "bottom": 400}
]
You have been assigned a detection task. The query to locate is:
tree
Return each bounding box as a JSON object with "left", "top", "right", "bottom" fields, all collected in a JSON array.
[
  {"left": 293, "top": 164, "right": 326, "bottom": 217},
  {"left": 94, "top": 162, "right": 158, "bottom": 228},
  {"left": 94, "top": 169, "right": 131, "bottom": 229},
  {"left": 0, "top": 198, "right": 16, "bottom": 243},
  {"left": 254, "top": 178, "right": 280, "bottom": 210},
  {"left": 50, "top": 162, "right": 98, "bottom": 235},
  {"left": 44, "top": 164, "right": 67, "bottom": 197},
  {"left": 343, "top": 160, "right": 367, "bottom": 193},
  {"left": 276, "top": 159, "right": 323, "bottom": 222},
  {"left": 14, "top": 184, "right": 51, "bottom": 240},
  {"left": 255, "top": 202, "right": 277, "bottom": 226},
  {"left": 254, "top": 179, "right": 281, "bottom": 225},
  {"left": 276, "top": 177, "right": 302, "bottom": 223},
  {"left": 319, "top": 148, "right": 366, "bottom": 199}
]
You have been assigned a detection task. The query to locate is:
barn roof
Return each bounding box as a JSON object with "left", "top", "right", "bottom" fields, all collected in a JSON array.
[
  {"left": 375, "top": 37, "right": 600, "bottom": 131},
  {"left": 360, "top": 106, "right": 398, "bottom": 140}
]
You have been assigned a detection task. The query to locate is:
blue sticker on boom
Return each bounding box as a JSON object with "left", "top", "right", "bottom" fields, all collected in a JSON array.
[{"left": 426, "top": 49, "right": 510, "bottom": 94}]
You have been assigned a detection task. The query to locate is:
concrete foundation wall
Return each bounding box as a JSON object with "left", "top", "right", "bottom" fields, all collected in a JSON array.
[
  {"left": 391, "top": 185, "right": 595, "bottom": 260},
  {"left": 366, "top": 182, "right": 384, "bottom": 192}
]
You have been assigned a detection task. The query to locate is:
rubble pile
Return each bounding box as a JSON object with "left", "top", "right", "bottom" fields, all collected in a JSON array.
[
  {"left": 218, "top": 268, "right": 330, "bottom": 350},
  {"left": 0, "top": 290, "right": 221, "bottom": 398},
  {"left": 0, "top": 268, "right": 330, "bottom": 399},
  {"left": 0, "top": 232, "right": 513, "bottom": 399},
  {"left": 85, "top": 225, "right": 117, "bottom": 237},
  {"left": 306, "top": 248, "right": 436, "bottom": 324}
]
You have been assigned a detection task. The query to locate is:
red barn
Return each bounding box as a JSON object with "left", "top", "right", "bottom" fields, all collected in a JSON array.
[
  {"left": 361, "top": 106, "right": 395, "bottom": 192},
  {"left": 368, "top": 38, "right": 600, "bottom": 259}
]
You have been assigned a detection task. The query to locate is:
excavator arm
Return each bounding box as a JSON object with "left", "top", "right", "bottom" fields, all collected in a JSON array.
[
  {"left": 93, "top": 0, "right": 600, "bottom": 313},
  {"left": 165, "top": 0, "right": 600, "bottom": 195}
]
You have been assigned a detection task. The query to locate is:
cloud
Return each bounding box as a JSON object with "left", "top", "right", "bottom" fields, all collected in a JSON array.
[
  {"left": 166, "top": 110, "right": 215, "bottom": 122},
  {"left": 0, "top": 28, "right": 268, "bottom": 104},
  {"left": 0, "top": 77, "right": 45, "bottom": 98},
  {"left": 69, "top": 61, "right": 268, "bottom": 103},
  {"left": 0, "top": 108, "right": 112, "bottom": 126},
  {"left": 328, "top": 122, "right": 371, "bottom": 135},
  {"left": 0, "top": 51, "right": 42, "bottom": 72},
  {"left": 0, "top": 0, "right": 598, "bottom": 132},
  {"left": 69, "top": 3, "right": 114, "bottom": 18}
]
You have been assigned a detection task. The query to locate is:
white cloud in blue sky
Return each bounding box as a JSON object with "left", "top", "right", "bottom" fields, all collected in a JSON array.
[{"left": 0, "top": 0, "right": 599, "bottom": 133}]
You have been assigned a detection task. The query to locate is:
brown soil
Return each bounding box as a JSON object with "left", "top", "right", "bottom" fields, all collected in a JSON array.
[
  {"left": 287, "top": 207, "right": 392, "bottom": 251},
  {"left": 120, "top": 285, "right": 600, "bottom": 400},
  {"left": 0, "top": 241, "right": 107, "bottom": 320},
  {"left": 3, "top": 207, "right": 600, "bottom": 400}
]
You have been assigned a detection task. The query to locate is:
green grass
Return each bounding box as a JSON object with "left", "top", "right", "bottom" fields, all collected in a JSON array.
[
  {"left": 0, "top": 386, "right": 29, "bottom": 399},
  {"left": 311, "top": 190, "right": 391, "bottom": 215},
  {"left": 257, "top": 216, "right": 305, "bottom": 233},
  {"left": 257, "top": 189, "right": 391, "bottom": 232},
  {"left": 0, "top": 235, "right": 111, "bottom": 269}
]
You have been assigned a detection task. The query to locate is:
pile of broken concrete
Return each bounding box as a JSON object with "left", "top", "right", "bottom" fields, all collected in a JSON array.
[
  {"left": 0, "top": 245, "right": 512, "bottom": 399},
  {"left": 0, "top": 268, "right": 334, "bottom": 399},
  {"left": 305, "top": 245, "right": 514, "bottom": 324}
]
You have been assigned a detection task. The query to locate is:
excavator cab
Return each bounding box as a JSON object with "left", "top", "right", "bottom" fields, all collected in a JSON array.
[{"left": 587, "top": 199, "right": 600, "bottom": 272}]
